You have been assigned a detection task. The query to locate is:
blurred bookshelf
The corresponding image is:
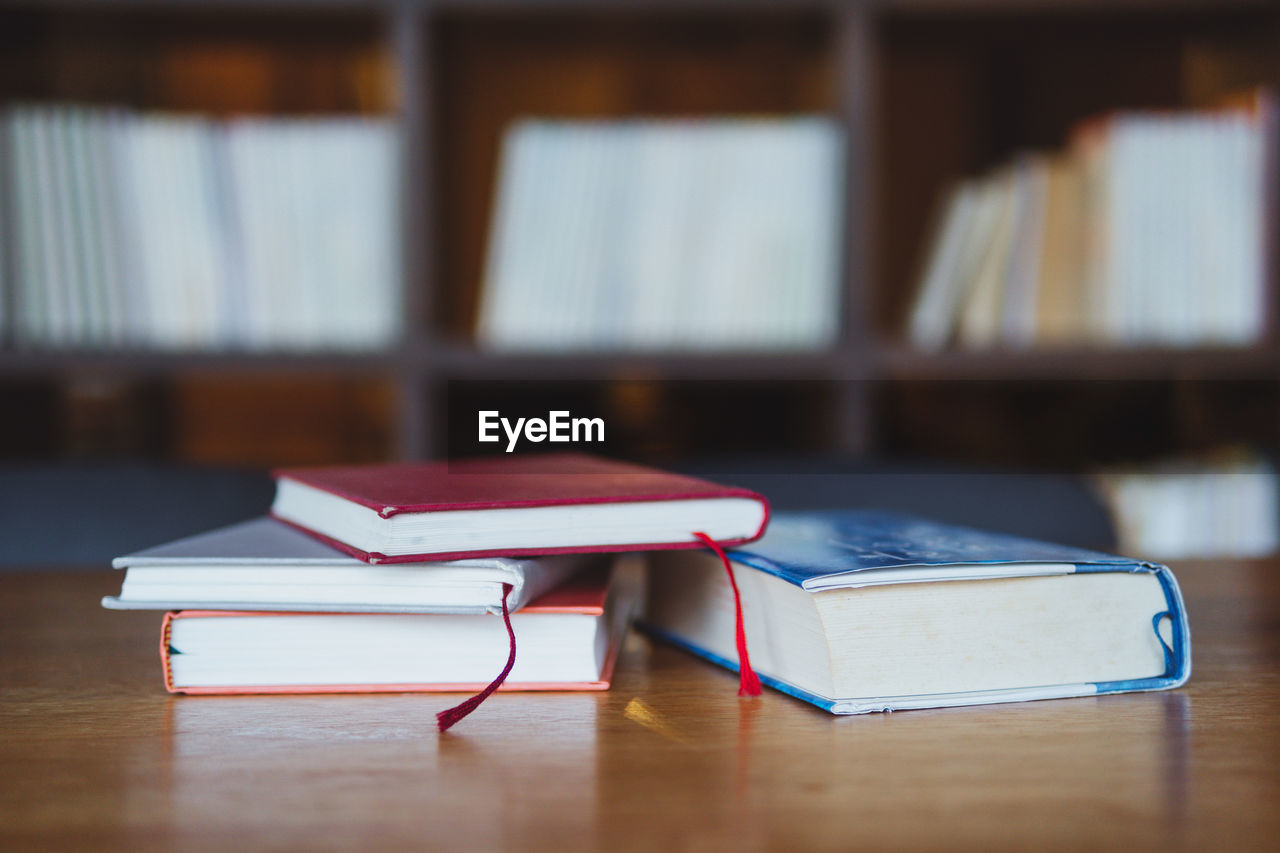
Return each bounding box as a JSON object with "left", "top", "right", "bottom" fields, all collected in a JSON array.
[{"left": 1, "top": 0, "right": 1279, "bottom": 470}]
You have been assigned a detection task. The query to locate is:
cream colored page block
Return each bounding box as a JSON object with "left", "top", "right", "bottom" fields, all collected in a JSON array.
[{"left": 817, "top": 572, "right": 1169, "bottom": 698}]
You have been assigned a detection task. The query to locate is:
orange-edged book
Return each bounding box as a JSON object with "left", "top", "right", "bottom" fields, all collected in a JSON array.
[{"left": 159, "top": 560, "right": 639, "bottom": 695}]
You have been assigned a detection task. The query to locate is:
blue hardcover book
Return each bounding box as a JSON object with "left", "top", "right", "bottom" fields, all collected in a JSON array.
[{"left": 645, "top": 511, "right": 1190, "bottom": 714}]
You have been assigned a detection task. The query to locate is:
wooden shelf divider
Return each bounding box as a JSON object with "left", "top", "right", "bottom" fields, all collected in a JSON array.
[{"left": 394, "top": 0, "right": 433, "bottom": 459}]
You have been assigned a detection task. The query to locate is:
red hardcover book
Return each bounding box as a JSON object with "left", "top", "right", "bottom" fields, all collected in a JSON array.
[{"left": 270, "top": 453, "right": 769, "bottom": 563}]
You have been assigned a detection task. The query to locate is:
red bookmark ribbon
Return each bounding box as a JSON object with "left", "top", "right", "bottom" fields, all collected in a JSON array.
[
  {"left": 436, "top": 582, "right": 517, "bottom": 732},
  {"left": 692, "top": 531, "right": 762, "bottom": 697}
]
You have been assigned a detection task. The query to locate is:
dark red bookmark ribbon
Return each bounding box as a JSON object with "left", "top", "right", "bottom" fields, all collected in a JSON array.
[
  {"left": 436, "top": 582, "right": 517, "bottom": 732},
  {"left": 692, "top": 531, "right": 762, "bottom": 697},
  {"left": 439, "top": 533, "right": 761, "bottom": 731}
]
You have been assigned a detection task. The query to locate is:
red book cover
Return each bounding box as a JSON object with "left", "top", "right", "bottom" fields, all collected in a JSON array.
[{"left": 271, "top": 452, "right": 770, "bottom": 563}]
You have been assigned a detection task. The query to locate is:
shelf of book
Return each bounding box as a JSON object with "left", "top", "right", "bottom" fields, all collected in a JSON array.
[{"left": 1, "top": 0, "right": 1278, "bottom": 465}]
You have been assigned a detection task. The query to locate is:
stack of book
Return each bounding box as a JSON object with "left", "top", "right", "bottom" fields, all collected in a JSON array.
[
  {"left": 104, "top": 454, "right": 769, "bottom": 728},
  {"left": 908, "top": 96, "right": 1274, "bottom": 349},
  {"left": 106, "top": 453, "right": 1192, "bottom": 726},
  {"left": 477, "top": 118, "right": 843, "bottom": 352},
  {"left": 1, "top": 104, "right": 400, "bottom": 351}
]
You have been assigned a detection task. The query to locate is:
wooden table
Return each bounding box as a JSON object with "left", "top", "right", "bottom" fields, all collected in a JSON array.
[{"left": 2, "top": 561, "right": 1278, "bottom": 851}]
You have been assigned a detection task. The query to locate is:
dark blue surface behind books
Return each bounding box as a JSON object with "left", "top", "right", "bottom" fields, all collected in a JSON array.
[
  {"left": 729, "top": 510, "right": 1141, "bottom": 588},
  {"left": 3, "top": 456, "right": 1114, "bottom": 568},
  {"left": 675, "top": 456, "right": 1117, "bottom": 552}
]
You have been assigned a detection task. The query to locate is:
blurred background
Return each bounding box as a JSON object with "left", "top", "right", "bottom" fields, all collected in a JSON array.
[{"left": 1, "top": 1, "right": 1278, "bottom": 565}]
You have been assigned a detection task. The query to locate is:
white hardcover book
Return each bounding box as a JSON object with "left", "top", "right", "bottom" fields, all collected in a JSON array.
[
  {"left": 0, "top": 115, "right": 5, "bottom": 342},
  {"left": 207, "top": 118, "right": 250, "bottom": 349},
  {"left": 476, "top": 120, "right": 527, "bottom": 348},
  {"left": 310, "top": 121, "right": 341, "bottom": 348},
  {"left": 107, "top": 111, "right": 148, "bottom": 346},
  {"left": 737, "top": 122, "right": 799, "bottom": 349},
  {"left": 957, "top": 169, "right": 1018, "bottom": 348},
  {"left": 736, "top": 123, "right": 783, "bottom": 349},
  {"left": 568, "top": 123, "right": 614, "bottom": 349},
  {"left": 269, "top": 121, "right": 300, "bottom": 349},
  {"left": 60, "top": 107, "right": 106, "bottom": 346},
  {"left": 752, "top": 124, "right": 792, "bottom": 348},
  {"left": 908, "top": 180, "right": 981, "bottom": 350},
  {"left": 297, "top": 120, "right": 330, "bottom": 349},
  {"left": 318, "top": 118, "right": 388, "bottom": 350},
  {"left": 1219, "top": 113, "right": 1265, "bottom": 343},
  {"left": 478, "top": 121, "right": 558, "bottom": 349},
  {"left": 229, "top": 120, "right": 284, "bottom": 349},
  {"left": 797, "top": 119, "right": 843, "bottom": 350},
  {"left": 334, "top": 121, "right": 364, "bottom": 348},
  {"left": 192, "top": 117, "right": 232, "bottom": 348},
  {"left": 517, "top": 122, "right": 566, "bottom": 349},
  {"left": 29, "top": 109, "right": 71, "bottom": 345},
  {"left": 1075, "top": 129, "right": 1108, "bottom": 343},
  {"left": 227, "top": 120, "right": 267, "bottom": 349},
  {"left": 85, "top": 108, "right": 129, "bottom": 346},
  {"left": 999, "top": 156, "right": 1050, "bottom": 347},
  {"left": 7, "top": 109, "right": 46, "bottom": 345},
  {"left": 1203, "top": 115, "right": 1234, "bottom": 343},
  {"left": 355, "top": 119, "right": 401, "bottom": 349},
  {"left": 149, "top": 117, "right": 186, "bottom": 348},
  {"left": 285, "top": 121, "right": 319, "bottom": 348},
  {"left": 0, "top": 111, "right": 6, "bottom": 343},
  {"left": 103, "top": 516, "right": 590, "bottom": 615},
  {"left": 260, "top": 122, "right": 293, "bottom": 349},
  {"left": 678, "top": 124, "right": 724, "bottom": 348},
  {"left": 320, "top": 121, "right": 357, "bottom": 349},
  {"left": 1098, "top": 122, "right": 1131, "bottom": 344},
  {"left": 614, "top": 123, "right": 652, "bottom": 349},
  {"left": 946, "top": 176, "right": 1007, "bottom": 347},
  {"left": 1120, "top": 118, "right": 1151, "bottom": 343},
  {"left": 519, "top": 123, "right": 563, "bottom": 348},
  {"left": 740, "top": 124, "right": 777, "bottom": 348},
  {"left": 1163, "top": 117, "right": 1193, "bottom": 344},
  {"left": 558, "top": 123, "right": 599, "bottom": 349},
  {"left": 591, "top": 125, "right": 633, "bottom": 347},
  {"left": 268, "top": 122, "right": 305, "bottom": 349},
  {"left": 1108, "top": 116, "right": 1180, "bottom": 345},
  {"left": 125, "top": 116, "right": 171, "bottom": 347},
  {"left": 692, "top": 123, "right": 747, "bottom": 349},
  {"left": 1175, "top": 118, "right": 1203, "bottom": 344},
  {"left": 625, "top": 122, "right": 695, "bottom": 349},
  {"left": 46, "top": 108, "right": 88, "bottom": 345},
  {"left": 647, "top": 511, "right": 1190, "bottom": 715}
]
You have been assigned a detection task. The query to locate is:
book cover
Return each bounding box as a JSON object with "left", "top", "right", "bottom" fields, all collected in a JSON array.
[
  {"left": 102, "top": 516, "right": 581, "bottom": 615},
  {"left": 160, "top": 564, "right": 635, "bottom": 695},
  {"left": 271, "top": 453, "right": 770, "bottom": 562},
  {"left": 645, "top": 511, "right": 1191, "bottom": 714}
]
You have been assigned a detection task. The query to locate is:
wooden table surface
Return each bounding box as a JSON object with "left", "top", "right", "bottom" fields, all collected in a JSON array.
[{"left": 1, "top": 561, "right": 1278, "bottom": 852}]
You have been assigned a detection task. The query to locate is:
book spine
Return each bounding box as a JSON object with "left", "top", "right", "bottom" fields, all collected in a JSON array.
[{"left": 160, "top": 611, "right": 178, "bottom": 694}]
